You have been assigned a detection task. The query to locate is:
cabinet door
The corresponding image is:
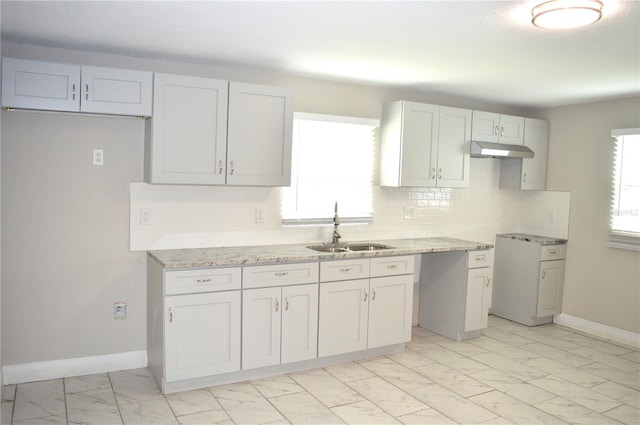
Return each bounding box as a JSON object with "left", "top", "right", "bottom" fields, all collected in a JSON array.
[
  {"left": 165, "top": 291, "right": 240, "bottom": 382},
  {"left": 227, "top": 82, "right": 293, "bottom": 186},
  {"left": 368, "top": 274, "right": 413, "bottom": 348},
  {"left": 464, "top": 267, "right": 493, "bottom": 332},
  {"left": 318, "top": 279, "right": 369, "bottom": 357},
  {"left": 498, "top": 115, "right": 525, "bottom": 145},
  {"left": 471, "top": 111, "right": 499, "bottom": 143},
  {"left": 399, "top": 102, "right": 439, "bottom": 187},
  {"left": 81, "top": 66, "right": 152, "bottom": 116},
  {"left": 521, "top": 118, "right": 549, "bottom": 190},
  {"left": 536, "top": 260, "right": 565, "bottom": 317},
  {"left": 2, "top": 58, "right": 80, "bottom": 112},
  {"left": 281, "top": 284, "right": 319, "bottom": 364},
  {"left": 147, "top": 73, "right": 228, "bottom": 185},
  {"left": 242, "top": 287, "right": 282, "bottom": 370},
  {"left": 437, "top": 106, "right": 471, "bottom": 188}
]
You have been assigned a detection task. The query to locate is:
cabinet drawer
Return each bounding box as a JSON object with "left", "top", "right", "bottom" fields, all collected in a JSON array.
[
  {"left": 320, "top": 259, "right": 370, "bottom": 282},
  {"left": 540, "top": 245, "right": 566, "bottom": 261},
  {"left": 243, "top": 262, "right": 318, "bottom": 289},
  {"left": 165, "top": 268, "right": 241, "bottom": 295},
  {"left": 467, "top": 250, "right": 493, "bottom": 268},
  {"left": 370, "top": 255, "right": 415, "bottom": 277}
]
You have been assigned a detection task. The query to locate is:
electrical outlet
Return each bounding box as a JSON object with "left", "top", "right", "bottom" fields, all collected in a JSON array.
[
  {"left": 256, "top": 207, "right": 266, "bottom": 223},
  {"left": 404, "top": 206, "right": 415, "bottom": 220},
  {"left": 114, "top": 301, "right": 127, "bottom": 320},
  {"left": 547, "top": 209, "right": 556, "bottom": 223},
  {"left": 140, "top": 208, "right": 152, "bottom": 225},
  {"left": 93, "top": 149, "right": 104, "bottom": 166}
]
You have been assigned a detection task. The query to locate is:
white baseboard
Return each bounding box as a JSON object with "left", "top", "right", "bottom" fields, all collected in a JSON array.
[
  {"left": 2, "top": 350, "right": 147, "bottom": 385},
  {"left": 554, "top": 313, "right": 640, "bottom": 349}
]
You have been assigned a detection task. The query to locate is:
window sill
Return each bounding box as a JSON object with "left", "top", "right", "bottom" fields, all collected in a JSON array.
[
  {"left": 607, "top": 240, "right": 640, "bottom": 252},
  {"left": 282, "top": 217, "right": 373, "bottom": 226}
]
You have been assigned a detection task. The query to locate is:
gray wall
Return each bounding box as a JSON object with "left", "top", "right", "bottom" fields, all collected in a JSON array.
[
  {"left": 2, "top": 112, "right": 146, "bottom": 364},
  {"left": 541, "top": 97, "right": 640, "bottom": 333}
]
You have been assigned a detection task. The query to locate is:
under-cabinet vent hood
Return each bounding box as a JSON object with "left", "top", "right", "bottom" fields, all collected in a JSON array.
[{"left": 470, "top": 141, "right": 534, "bottom": 159}]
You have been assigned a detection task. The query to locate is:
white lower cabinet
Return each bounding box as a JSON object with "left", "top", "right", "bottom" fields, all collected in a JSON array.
[
  {"left": 242, "top": 283, "right": 318, "bottom": 370},
  {"left": 318, "top": 256, "right": 414, "bottom": 357},
  {"left": 420, "top": 249, "right": 493, "bottom": 341},
  {"left": 537, "top": 259, "right": 565, "bottom": 317},
  {"left": 165, "top": 291, "right": 241, "bottom": 382}
]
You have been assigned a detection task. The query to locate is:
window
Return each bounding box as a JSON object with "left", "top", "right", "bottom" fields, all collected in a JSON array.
[
  {"left": 609, "top": 128, "right": 640, "bottom": 251},
  {"left": 282, "top": 113, "right": 378, "bottom": 224}
]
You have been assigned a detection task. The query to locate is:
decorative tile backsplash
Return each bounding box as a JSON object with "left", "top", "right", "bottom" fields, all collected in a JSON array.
[{"left": 130, "top": 160, "right": 570, "bottom": 251}]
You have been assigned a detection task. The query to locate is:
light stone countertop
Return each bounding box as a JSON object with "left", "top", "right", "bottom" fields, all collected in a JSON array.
[
  {"left": 496, "top": 233, "right": 568, "bottom": 246},
  {"left": 148, "top": 237, "right": 494, "bottom": 269}
]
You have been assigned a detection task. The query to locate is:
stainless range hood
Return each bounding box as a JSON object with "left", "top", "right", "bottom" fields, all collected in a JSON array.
[{"left": 470, "top": 141, "right": 534, "bottom": 159}]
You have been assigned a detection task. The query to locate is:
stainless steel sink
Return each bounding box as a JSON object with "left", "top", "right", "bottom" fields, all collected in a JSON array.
[{"left": 306, "top": 242, "right": 395, "bottom": 253}]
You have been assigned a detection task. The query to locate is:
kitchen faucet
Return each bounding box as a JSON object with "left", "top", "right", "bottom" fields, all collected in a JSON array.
[{"left": 332, "top": 201, "right": 341, "bottom": 244}]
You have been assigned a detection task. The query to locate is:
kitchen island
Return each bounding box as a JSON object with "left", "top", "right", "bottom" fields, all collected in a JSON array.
[{"left": 147, "top": 237, "right": 493, "bottom": 393}]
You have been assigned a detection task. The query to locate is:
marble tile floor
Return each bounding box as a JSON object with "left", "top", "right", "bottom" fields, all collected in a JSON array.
[{"left": 2, "top": 316, "right": 639, "bottom": 425}]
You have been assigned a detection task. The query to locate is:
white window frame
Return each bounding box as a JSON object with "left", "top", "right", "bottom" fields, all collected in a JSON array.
[
  {"left": 608, "top": 128, "right": 640, "bottom": 252},
  {"left": 281, "top": 112, "right": 378, "bottom": 225}
]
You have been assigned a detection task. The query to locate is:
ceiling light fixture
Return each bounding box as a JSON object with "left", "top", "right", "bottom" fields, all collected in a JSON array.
[{"left": 532, "top": 0, "right": 603, "bottom": 29}]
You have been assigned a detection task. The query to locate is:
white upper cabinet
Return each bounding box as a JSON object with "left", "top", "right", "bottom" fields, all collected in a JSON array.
[
  {"left": 471, "top": 111, "right": 524, "bottom": 145},
  {"left": 145, "top": 77, "right": 294, "bottom": 186},
  {"left": 146, "top": 73, "right": 229, "bottom": 185},
  {"left": 499, "top": 118, "right": 549, "bottom": 191},
  {"left": 380, "top": 101, "right": 471, "bottom": 188},
  {"left": 2, "top": 58, "right": 152, "bottom": 116},
  {"left": 227, "top": 82, "right": 294, "bottom": 186}
]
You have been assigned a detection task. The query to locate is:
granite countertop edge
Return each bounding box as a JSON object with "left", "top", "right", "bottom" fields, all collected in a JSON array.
[{"left": 148, "top": 237, "right": 494, "bottom": 270}]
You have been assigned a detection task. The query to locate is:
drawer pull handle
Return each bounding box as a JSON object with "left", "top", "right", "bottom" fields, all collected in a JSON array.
[
  {"left": 169, "top": 307, "right": 173, "bottom": 323},
  {"left": 548, "top": 250, "right": 557, "bottom": 255},
  {"left": 275, "top": 297, "right": 279, "bottom": 312},
  {"left": 196, "top": 278, "right": 212, "bottom": 283},
  {"left": 285, "top": 297, "right": 289, "bottom": 311},
  {"left": 275, "top": 272, "right": 289, "bottom": 277},
  {"left": 387, "top": 264, "right": 398, "bottom": 269},
  {"left": 363, "top": 289, "right": 368, "bottom": 302},
  {"left": 475, "top": 255, "right": 486, "bottom": 262},
  {"left": 339, "top": 267, "right": 352, "bottom": 272}
]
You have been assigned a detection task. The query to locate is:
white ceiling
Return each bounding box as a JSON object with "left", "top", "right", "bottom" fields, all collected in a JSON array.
[{"left": 2, "top": 0, "right": 639, "bottom": 109}]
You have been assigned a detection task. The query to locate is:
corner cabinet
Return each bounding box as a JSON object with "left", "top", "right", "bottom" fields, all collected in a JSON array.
[
  {"left": 145, "top": 75, "right": 294, "bottom": 186},
  {"left": 318, "top": 256, "right": 414, "bottom": 357},
  {"left": 471, "top": 111, "right": 524, "bottom": 145},
  {"left": 380, "top": 101, "right": 471, "bottom": 188},
  {"left": 2, "top": 58, "right": 152, "bottom": 116},
  {"left": 500, "top": 118, "right": 549, "bottom": 191},
  {"left": 419, "top": 249, "right": 493, "bottom": 341}
]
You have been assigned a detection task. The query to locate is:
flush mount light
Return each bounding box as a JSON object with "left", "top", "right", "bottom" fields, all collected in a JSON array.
[{"left": 532, "top": 0, "right": 603, "bottom": 29}]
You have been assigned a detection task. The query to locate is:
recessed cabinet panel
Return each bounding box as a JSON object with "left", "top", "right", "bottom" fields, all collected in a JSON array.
[
  {"left": 368, "top": 274, "right": 413, "bottom": 348},
  {"left": 464, "top": 267, "right": 492, "bottom": 332},
  {"left": 81, "top": 66, "right": 152, "bottom": 116},
  {"left": 227, "top": 82, "right": 293, "bottom": 186},
  {"left": 281, "top": 284, "right": 319, "bottom": 364},
  {"left": 400, "top": 102, "right": 439, "bottom": 187},
  {"left": 318, "top": 279, "right": 369, "bottom": 357},
  {"left": 521, "top": 118, "right": 549, "bottom": 190},
  {"left": 147, "top": 73, "right": 228, "bottom": 185},
  {"left": 242, "top": 287, "right": 282, "bottom": 370},
  {"left": 2, "top": 58, "right": 80, "bottom": 111},
  {"left": 437, "top": 107, "right": 471, "bottom": 188},
  {"left": 165, "top": 291, "right": 241, "bottom": 382},
  {"left": 536, "top": 260, "right": 565, "bottom": 317}
]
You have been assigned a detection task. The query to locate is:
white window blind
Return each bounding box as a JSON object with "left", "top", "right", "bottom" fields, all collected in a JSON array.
[
  {"left": 609, "top": 128, "right": 640, "bottom": 251},
  {"left": 282, "top": 113, "right": 378, "bottom": 224}
]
